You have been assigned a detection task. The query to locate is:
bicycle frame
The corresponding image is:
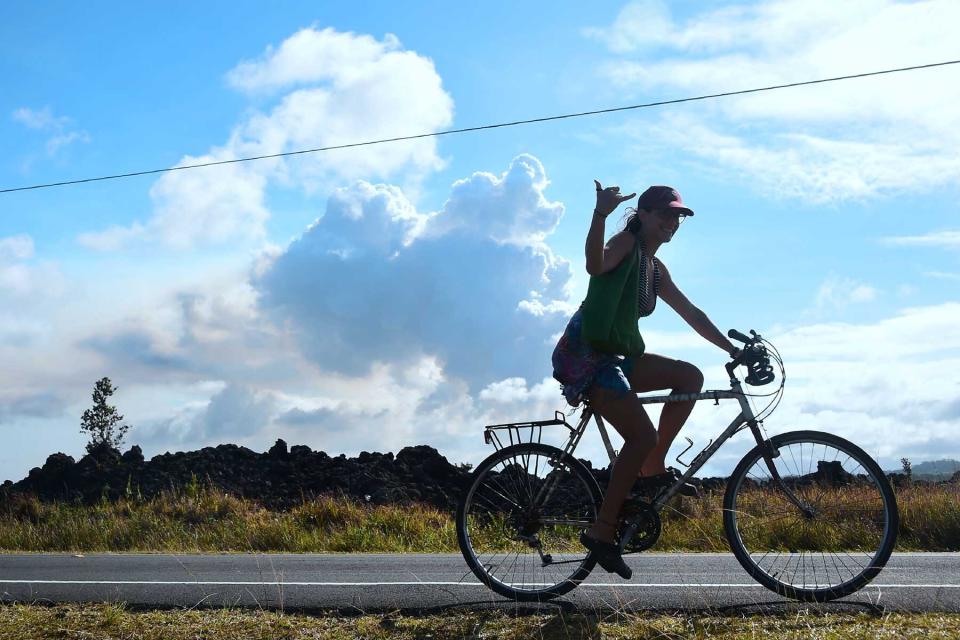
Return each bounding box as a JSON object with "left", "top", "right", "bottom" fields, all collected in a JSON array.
[
  {"left": 483, "top": 369, "right": 793, "bottom": 517},
  {"left": 568, "top": 384, "right": 763, "bottom": 511}
]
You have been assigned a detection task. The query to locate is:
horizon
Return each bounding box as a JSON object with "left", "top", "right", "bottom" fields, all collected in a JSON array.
[
  {"left": 2, "top": 0, "right": 958, "bottom": 482},
  {"left": 6, "top": 434, "right": 960, "bottom": 485}
]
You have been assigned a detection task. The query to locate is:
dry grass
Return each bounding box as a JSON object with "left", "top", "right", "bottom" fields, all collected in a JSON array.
[
  {"left": 0, "top": 489, "right": 458, "bottom": 553},
  {"left": 0, "top": 482, "right": 956, "bottom": 553},
  {"left": 3, "top": 603, "right": 960, "bottom": 639}
]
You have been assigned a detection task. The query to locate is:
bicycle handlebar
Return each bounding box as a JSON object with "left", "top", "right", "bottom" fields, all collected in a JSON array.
[{"left": 726, "top": 328, "right": 776, "bottom": 386}]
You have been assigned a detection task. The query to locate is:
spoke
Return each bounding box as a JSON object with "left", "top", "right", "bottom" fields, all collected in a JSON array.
[
  {"left": 476, "top": 479, "right": 523, "bottom": 511},
  {"left": 822, "top": 514, "right": 885, "bottom": 547},
  {"left": 511, "top": 455, "right": 535, "bottom": 507},
  {"left": 482, "top": 553, "right": 511, "bottom": 578},
  {"left": 814, "top": 498, "right": 886, "bottom": 513},
  {"left": 802, "top": 551, "right": 806, "bottom": 589},
  {"left": 839, "top": 550, "right": 870, "bottom": 571},
  {"left": 470, "top": 492, "right": 508, "bottom": 519},
  {"left": 494, "top": 460, "right": 528, "bottom": 510},
  {"left": 831, "top": 550, "right": 860, "bottom": 581},
  {"left": 764, "top": 552, "right": 788, "bottom": 582},
  {"left": 541, "top": 518, "right": 594, "bottom": 527},
  {"left": 787, "top": 444, "right": 801, "bottom": 480},
  {"left": 502, "top": 550, "right": 521, "bottom": 587},
  {"left": 534, "top": 451, "right": 541, "bottom": 488},
  {"left": 736, "top": 509, "right": 806, "bottom": 534},
  {"left": 828, "top": 550, "right": 848, "bottom": 584},
  {"left": 502, "top": 456, "right": 533, "bottom": 507}
]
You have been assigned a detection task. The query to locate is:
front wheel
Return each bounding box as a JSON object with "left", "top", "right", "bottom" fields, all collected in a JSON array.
[
  {"left": 723, "top": 430, "right": 898, "bottom": 602},
  {"left": 456, "top": 443, "right": 602, "bottom": 601}
]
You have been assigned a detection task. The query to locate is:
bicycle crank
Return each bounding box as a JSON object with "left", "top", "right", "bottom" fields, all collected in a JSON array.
[{"left": 619, "top": 499, "right": 662, "bottom": 553}]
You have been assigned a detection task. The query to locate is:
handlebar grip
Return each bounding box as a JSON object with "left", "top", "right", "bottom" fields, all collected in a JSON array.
[{"left": 728, "top": 329, "right": 752, "bottom": 344}]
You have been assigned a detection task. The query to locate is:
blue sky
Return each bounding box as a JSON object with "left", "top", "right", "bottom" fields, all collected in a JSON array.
[{"left": 1, "top": 0, "right": 958, "bottom": 481}]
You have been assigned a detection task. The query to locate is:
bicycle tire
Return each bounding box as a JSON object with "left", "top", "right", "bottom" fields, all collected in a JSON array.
[
  {"left": 456, "top": 443, "right": 602, "bottom": 601},
  {"left": 723, "top": 430, "right": 898, "bottom": 602}
]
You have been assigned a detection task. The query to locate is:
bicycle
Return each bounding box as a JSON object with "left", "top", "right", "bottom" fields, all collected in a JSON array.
[{"left": 456, "top": 329, "right": 899, "bottom": 603}]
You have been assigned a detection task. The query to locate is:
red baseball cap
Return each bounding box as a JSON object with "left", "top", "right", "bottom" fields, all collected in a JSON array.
[{"left": 637, "top": 185, "right": 694, "bottom": 216}]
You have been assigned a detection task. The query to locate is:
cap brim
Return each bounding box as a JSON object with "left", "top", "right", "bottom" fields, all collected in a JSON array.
[{"left": 667, "top": 201, "right": 694, "bottom": 216}]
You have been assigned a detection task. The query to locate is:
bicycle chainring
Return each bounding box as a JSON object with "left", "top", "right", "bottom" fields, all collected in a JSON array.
[{"left": 619, "top": 499, "right": 662, "bottom": 553}]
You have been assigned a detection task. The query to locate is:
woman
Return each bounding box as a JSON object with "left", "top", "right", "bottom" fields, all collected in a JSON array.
[{"left": 551, "top": 181, "right": 740, "bottom": 579}]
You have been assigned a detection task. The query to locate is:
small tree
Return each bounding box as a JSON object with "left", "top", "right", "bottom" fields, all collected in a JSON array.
[
  {"left": 900, "top": 457, "right": 912, "bottom": 481},
  {"left": 80, "top": 377, "right": 131, "bottom": 455}
]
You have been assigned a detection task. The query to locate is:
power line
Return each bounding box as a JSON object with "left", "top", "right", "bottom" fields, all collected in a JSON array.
[{"left": 3, "top": 59, "right": 959, "bottom": 195}]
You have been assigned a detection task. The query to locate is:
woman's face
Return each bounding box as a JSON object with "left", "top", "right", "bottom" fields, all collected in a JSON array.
[{"left": 642, "top": 208, "right": 686, "bottom": 243}]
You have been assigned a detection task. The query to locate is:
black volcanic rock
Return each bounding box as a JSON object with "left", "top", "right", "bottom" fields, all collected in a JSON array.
[
  {"left": 25, "top": 439, "right": 908, "bottom": 511},
  {"left": 6, "top": 439, "right": 475, "bottom": 511}
]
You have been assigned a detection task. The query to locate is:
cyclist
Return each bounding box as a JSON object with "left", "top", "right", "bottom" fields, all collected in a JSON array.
[{"left": 551, "top": 182, "right": 740, "bottom": 578}]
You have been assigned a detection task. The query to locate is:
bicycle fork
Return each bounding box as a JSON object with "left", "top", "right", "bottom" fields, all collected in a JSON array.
[{"left": 756, "top": 433, "right": 816, "bottom": 518}]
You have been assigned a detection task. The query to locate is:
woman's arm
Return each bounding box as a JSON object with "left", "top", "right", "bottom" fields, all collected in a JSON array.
[
  {"left": 657, "top": 260, "right": 738, "bottom": 355},
  {"left": 586, "top": 180, "right": 636, "bottom": 276}
]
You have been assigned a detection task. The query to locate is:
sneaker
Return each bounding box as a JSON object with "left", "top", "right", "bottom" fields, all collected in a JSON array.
[{"left": 579, "top": 532, "right": 632, "bottom": 579}]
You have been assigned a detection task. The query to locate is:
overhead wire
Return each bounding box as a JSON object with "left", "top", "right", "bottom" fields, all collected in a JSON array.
[{"left": 2, "top": 59, "right": 959, "bottom": 195}]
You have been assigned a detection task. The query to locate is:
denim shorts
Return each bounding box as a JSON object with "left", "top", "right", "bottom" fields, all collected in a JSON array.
[{"left": 551, "top": 308, "right": 638, "bottom": 407}]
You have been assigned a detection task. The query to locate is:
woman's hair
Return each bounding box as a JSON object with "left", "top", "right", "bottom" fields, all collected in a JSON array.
[{"left": 620, "top": 206, "right": 646, "bottom": 234}]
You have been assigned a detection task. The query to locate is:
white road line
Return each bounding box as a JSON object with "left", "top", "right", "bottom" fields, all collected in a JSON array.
[{"left": 0, "top": 580, "right": 958, "bottom": 588}]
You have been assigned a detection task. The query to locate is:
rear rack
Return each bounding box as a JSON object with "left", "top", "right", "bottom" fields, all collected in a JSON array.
[{"left": 483, "top": 410, "right": 575, "bottom": 452}]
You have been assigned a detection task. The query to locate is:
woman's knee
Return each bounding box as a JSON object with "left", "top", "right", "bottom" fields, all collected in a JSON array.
[{"left": 679, "top": 362, "right": 704, "bottom": 391}]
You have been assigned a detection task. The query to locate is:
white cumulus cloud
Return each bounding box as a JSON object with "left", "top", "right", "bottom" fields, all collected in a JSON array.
[
  {"left": 428, "top": 155, "right": 565, "bottom": 247},
  {"left": 228, "top": 26, "right": 453, "bottom": 188},
  {"left": 78, "top": 26, "right": 454, "bottom": 251},
  {"left": 253, "top": 155, "right": 573, "bottom": 391},
  {"left": 65, "top": 155, "right": 577, "bottom": 461}
]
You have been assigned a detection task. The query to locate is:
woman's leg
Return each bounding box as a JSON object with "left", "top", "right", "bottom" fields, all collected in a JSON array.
[
  {"left": 626, "top": 353, "right": 704, "bottom": 476},
  {"left": 585, "top": 385, "right": 658, "bottom": 543}
]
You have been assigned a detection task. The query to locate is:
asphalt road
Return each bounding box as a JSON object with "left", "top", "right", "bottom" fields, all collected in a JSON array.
[{"left": 2, "top": 552, "right": 958, "bottom": 613}]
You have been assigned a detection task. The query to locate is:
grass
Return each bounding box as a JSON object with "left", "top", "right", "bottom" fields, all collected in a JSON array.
[
  {"left": 0, "top": 482, "right": 957, "bottom": 553},
  {"left": 0, "top": 489, "right": 457, "bottom": 553},
  {"left": 3, "top": 604, "right": 960, "bottom": 639}
]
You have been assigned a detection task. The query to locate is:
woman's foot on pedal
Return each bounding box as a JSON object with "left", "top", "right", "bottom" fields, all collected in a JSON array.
[
  {"left": 633, "top": 467, "right": 699, "bottom": 498},
  {"left": 579, "top": 532, "right": 632, "bottom": 579}
]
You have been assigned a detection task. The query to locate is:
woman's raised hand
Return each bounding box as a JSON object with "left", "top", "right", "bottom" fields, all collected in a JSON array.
[{"left": 593, "top": 180, "right": 636, "bottom": 218}]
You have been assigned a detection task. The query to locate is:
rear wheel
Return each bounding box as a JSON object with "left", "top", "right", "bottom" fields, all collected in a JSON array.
[
  {"left": 723, "top": 430, "right": 898, "bottom": 601},
  {"left": 456, "top": 443, "right": 602, "bottom": 601}
]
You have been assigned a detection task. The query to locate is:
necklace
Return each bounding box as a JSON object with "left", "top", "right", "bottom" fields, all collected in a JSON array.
[{"left": 637, "top": 235, "right": 657, "bottom": 317}]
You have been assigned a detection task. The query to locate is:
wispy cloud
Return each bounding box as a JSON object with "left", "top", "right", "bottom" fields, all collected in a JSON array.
[
  {"left": 0, "top": 234, "right": 64, "bottom": 297},
  {"left": 12, "top": 107, "right": 68, "bottom": 130},
  {"left": 12, "top": 106, "right": 90, "bottom": 155},
  {"left": 0, "top": 235, "right": 33, "bottom": 261},
  {"left": 815, "top": 274, "right": 879, "bottom": 311},
  {"left": 881, "top": 230, "right": 960, "bottom": 249},
  {"left": 923, "top": 270, "right": 960, "bottom": 281},
  {"left": 591, "top": 0, "right": 960, "bottom": 202}
]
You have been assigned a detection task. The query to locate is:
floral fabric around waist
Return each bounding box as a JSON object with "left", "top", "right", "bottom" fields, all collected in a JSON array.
[{"left": 551, "top": 308, "right": 625, "bottom": 407}]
